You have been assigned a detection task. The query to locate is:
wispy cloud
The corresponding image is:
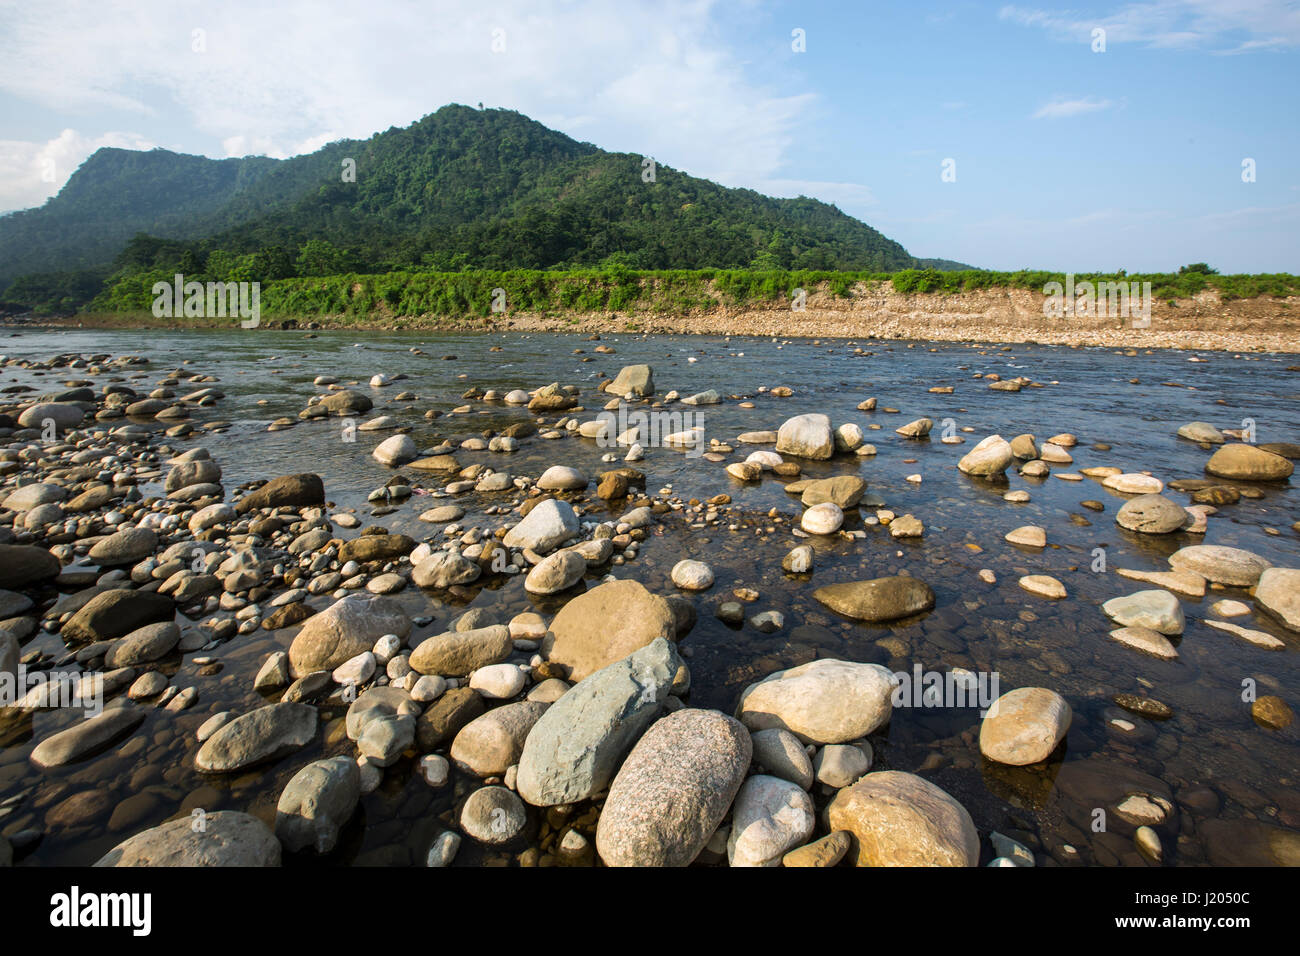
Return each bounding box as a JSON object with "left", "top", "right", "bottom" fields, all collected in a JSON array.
[
  {"left": 1000, "top": 1, "right": 1300, "bottom": 52},
  {"left": 0, "top": 129, "right": 156, "bottom": 213},
  {"left": 1033, "top": 95, "right": 1115, "bottom": 119},
  {"left": 0, "top": 0, "right": 817, "bottom": 211}
]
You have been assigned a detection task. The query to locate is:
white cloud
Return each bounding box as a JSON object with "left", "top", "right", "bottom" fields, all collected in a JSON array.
[
  {"left": 0, "top": 0, "right": 824, "bottom": 205},
  {"left": 1000, "top": 1, "right": 1300, "bottom": 52},
  {"left": 1032, "top": 96, "right": 1115, "bottom": 119},
  {"left": 0, "top": 129, "right": 155, "bottom": 213}
]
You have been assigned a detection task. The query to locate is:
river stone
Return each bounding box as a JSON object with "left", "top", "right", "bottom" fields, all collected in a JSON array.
[
  {"left": 670, "top": 559, "right": 714, "bottom": 590},
  {"left": 783, "top": 831, "right": 852, "bottom": 868},
  {"left": 30, "top": 703, "right": 146, "bottom": 769},
  {"left": 537, "top": 466, "right": 587, "bottom": 490},
  {"left": 609, "top": 364, "right": 653, "bottom": 397},
  {"left": 346, "top": 686, "right": 421, "bottom": 740},
  {"left": 1005, "top": 525, "right": 1046, "bottom": 547},
  {"left": 1103, "top": 473, "right": 1164, "bottom": 494},
  {"left": 827, "top": 771, "right": 979, "bottom": 867},
  {"left": 1168, "top": 545, "right": 1272, "bottom": 587},
  {"left": 517, "top": 638, "right": 679, "bottom": 806},
  {"left": 727, "top": 774, "right": 816, "bottom": 867},
  {"left": 460, "top": 786, "right": 527, "bottom": 845},
  {"left": 541, "top": 579, "right": 677, "bottom": 681},
  {"left": 596, "top": 709, "right": 751, "bottom": 867},
  {"left": 106, "top": 621, "right": 180, "bottom": 666},
  {"left": 775, "top": 413, "right": 834, "bottom": 460},
  {"left": 737, "top": 658, "right": 895, "bottom": 744},
  {"left": 958, "top": 435, "right": 1014, "bottom": 476},
  {"left": 1178, "top": 421, "right": 1225, "bottom": 443},
  {"left": 318, "top": 390, "right": 372, "bottom": 415},
  {"left": 410, "top": 625, "right": 512, "bottom": 676},
  {"left": 412, "top": 550, "right": 482, "bottom": 588},
  {"left": 1109, "top": 626, "right": 1179, "bottom": 659},
  {"left": 165, "top": 459, "right": 221, "bottom": 493},
  {"left": 3, "top": 482, "right": 66, "bottom": 511},
  {"left": 450, "top": 700, "right": 549, "bottom": 776},
  {"left": 1116, "top": 494, "right": 1188, "bottom": 533},
  {"left": 801, "top": 502, "right": 844, "bottom": 534},
  {"left": 61, "top": 589, "right": 174, "bottom": 644},
  {"left": 799, "top": 476, "right": 867, "bottom": 508},
  {"left": 235, "top": 474, "right": 325, "bottom": 514},
  {"left": 1102, "top": 589, "right": 1185, "bottom": 635},
  {"left": 812, "top": 576, "right": 935, "bottom": 623},
  {"left": 338, "top": 533, "right": 415, "bottom": 564},
  {"left": 750, "top": 728, "right": 815, "bottom": 789},
  {"left": 0, "top": 544, "right": 61, "bottom": 589},
  {"left": 416, "top": 687, "right": 485, "bottom": 750},
  {"left": 1206, "top": 443, "right": 1293, "bottom": 481},
  {"left": 1256, "top": 568, "right": 1300, "bottom": 631},
  {"left": 275, "top": 755, "right": 360, "bottom": 854},
  {"left": 17, "top": 401, "right": 83, "bottom": 431},
  {"left": 195, "top": 702, "right": 317, "bottom": 772},
  {"left": 979, "top": 687, "right": 1072, "bottom": 765},
  {"left": 502, "top": 498, "right": 579, "bottom": 553},
  {"left": 94, "top": 811, "right": 280, "bottom": 866},
  {"left": 88, "top": 527, "right": 158, "bottom": 566},
  {"left": 372, "top": 434, "right": 417, "bottom": 466},
  {"left": 524, "top": 550, "right": 586, "bottom": 594},
  {"left": 287, "top": 594, "right": 410, "bottom": 677}
]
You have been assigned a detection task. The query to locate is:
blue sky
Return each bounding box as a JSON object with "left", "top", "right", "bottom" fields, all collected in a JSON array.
[{"left": 1, "top": 0, "right": 1297, "bottom": 271}]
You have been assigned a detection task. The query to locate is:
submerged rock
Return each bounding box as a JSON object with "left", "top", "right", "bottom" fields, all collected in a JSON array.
[{"left": 827, "top": 771, "right": 978, "bottom": 867}]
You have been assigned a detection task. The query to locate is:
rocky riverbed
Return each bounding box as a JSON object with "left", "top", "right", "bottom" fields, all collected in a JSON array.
[{"left": 0, "top": 328, "right": 1296, "bottom": 867}]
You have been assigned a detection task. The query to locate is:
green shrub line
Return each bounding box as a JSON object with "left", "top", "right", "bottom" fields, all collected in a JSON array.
[{"left": 16, "top": 267, "right": 1300, "bottom": 319}]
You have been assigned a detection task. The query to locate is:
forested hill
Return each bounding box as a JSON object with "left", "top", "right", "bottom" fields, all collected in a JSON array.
[{"left": 0, "top": 104, "right": 970, "bottom": 308}]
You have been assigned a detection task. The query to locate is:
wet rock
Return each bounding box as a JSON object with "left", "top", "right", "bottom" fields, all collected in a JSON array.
[
  {"left": 737, "top": 658, "right": 895, "bottom": 744},
  {"left": 827, "top": 771, "right": 979, "bottom": 867},
  {"left": 410, "top": 625, "right": 513, "bottom": 676},
  {"left": 775, "top": 413, "right": 834, "bottom": 460},
  {"left": 287, "top": 594, "right": 410, "bottom": 677},
  {"left": 195, "top": 702, "right": 317, "bottom": 772},
  {"left": 1109, "top": 626, "right": 1178, "bottom": 660},
  {"left": 979, "top": 687, "right": 1072, "bottom": 765},
  {"left": 416, "top": 687, "right": 485, "bottom": 750},
  {"left": 1102, "top": 590, "right": 1185, "bottom": 635},
  {"left": 812, "top": 576, "right": 935, "bottom": 623},
  {"left": 95, "top": 811, "right": 280, "bottom": 866},
  {"left": 503, "top": 498, "right": 580, "bottom": 553},
  {"left": 275, "top": 755, "right": 360, "bottom": 854},
  {"left": 0, "top": 544, "right": 61, "bottom": 589},
  {"left": 727, "top": 775, "right": 815, "bottom": 867},
  {"left": 450, "top": 701, "right": 549, "bottom": 776},
  {"left": 1168, "top": 545, "right": 1272, "bottom": 587},
  {"left": 30, "top": 703, "right": 146, "bottom": 769},
  {"left": 517, "top": 638, "right": 679, "bottom": 806},
  {"left": 106, "top": 621, "right": 180, "bottom": 666},
  {"left": 235, "top": 474, "right": 325, "bottom": 514},
  {"left": 596, "top": 709, "right": 751, "bottom": 867},
  {"left": 1177, "top": 421, "right": 1225, "bottom": 444},
  {"left": 525, "top": 550, "right": 586, "bottom": 594},
  {"left": 541, "top": 579, "right": 677, "bottom": 681},
  {"left": 750, "top": 728, "right": 815, "bottom": 789},
  {"left": 800, "top": 476, "right": 866, "bottom": 508},
  {"left": 1116, "top": 494, "right": 1189, "bottom": 533},
  {"left": 460, "top": 786, "right": 527, "bottom": 845},
  {"left": 958, "top": 435, "right": 1014, "bottom": 476},
  {"left": 671, "top": 559, "right": 714, "bottom": 590},
  {"left": 609, "top": 364, "right": 654, "bottom": 397},
  {"left": 1205, "top": 443, "right": 1293, "bottom": 481},
  {"left": 412, "top": 551, "right": 482, "bottom": 589},
  {"left": 61, "top": 589, "right": 174, "bottom": 644},
  {"left": 1255, "top": 568, "right": 1300, "bottom": 631}
]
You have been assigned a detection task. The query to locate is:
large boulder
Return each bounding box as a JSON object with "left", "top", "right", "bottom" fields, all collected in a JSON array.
[
  {"left": 274, "top": 756, "right": 360, "bottom": 854},
  {"left": 737, "top": 658, "right": 895, "bottom": 744},
  {"left": 60, "top": 589, "right": 174, "bottom": 644},
  {"left": 195, "top": 703, "right": 317, "bottom": 772},
  {"left": 775, "top": 413, "right": 834, "bottom": 460},
  {"left": 1168, "top": 545, "right": 1272, "bottom": 587},
  {"left": 18, "top": 402, "right": 84, "bottom": 432},
  {"left": 979, "top": 687, "right": 1072, "bottom": 766},
  {"left": 95, "top": 811, "right": 280, "bottom": 866},
  {"left": 596, "top": 709, "right": 751, "bottom": 867},
  {"left": 409, "top": 625, "right": 512, "bottom": 676},
  {"left": 1205, "top": 443, "right": 1293, "bottom": 481},
  {"left": 88, "top": 527, "right": 159, "bottom": 566},
  {"left": 726, "top": 774, "right": 816, "bottom": 867},
  {"left": 517, "top": 638, "right": 679, "bottom": 806},
  {"left": 450, "top": 701, "right": 550, "bottom": 777},
  {"left": 235, "top": 474, "right": 325, "bottom": 514},
  {"left": 1256, "top": 568, "right": 1300, "bottom": 631},
  {"left": 827, "top": 771, "right": 979, "bottom": 867},
  {"left": 609, "top": 364, "right": 654, "bottom": 397},
  {"left": 799, "top": 476, "right": 867, "bottom": 508},
  {"left": 0, "top": 544, "right": 61, "bottom": 589},
  {"left": 30, "top": 703, "right": 146, "bottom": 769},
  {"left": 541, "top": 579, "right": 677, "bottom": 681},
  {"left": 1115, "top": 494, "right": 1189, "bottom": 533},
  {"left": 287, "top": 594, "right": 410, "bottom": 677},
  {"left": 957, "top": 435, "right": 1014, "bottom": 476},
  {"left": 502, "top": 498, "right": 579, "bottom": 553},
  {"left": 812, "top": 576, "right": 935, "bottom": 622}
]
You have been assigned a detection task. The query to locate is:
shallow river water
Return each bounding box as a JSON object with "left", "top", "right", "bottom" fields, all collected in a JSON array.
[{"left": 2, "top": 326, "right": 1297, "bottom": 866}]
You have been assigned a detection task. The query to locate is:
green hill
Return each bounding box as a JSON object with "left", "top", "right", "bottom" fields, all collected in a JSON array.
[{"left": 0, "top": 104, "right": 972, "bottom": 309}]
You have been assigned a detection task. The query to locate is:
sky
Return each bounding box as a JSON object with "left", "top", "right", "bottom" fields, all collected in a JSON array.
[{"left": 0, "top": 0, "right": 1297, "bottom": 272}]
